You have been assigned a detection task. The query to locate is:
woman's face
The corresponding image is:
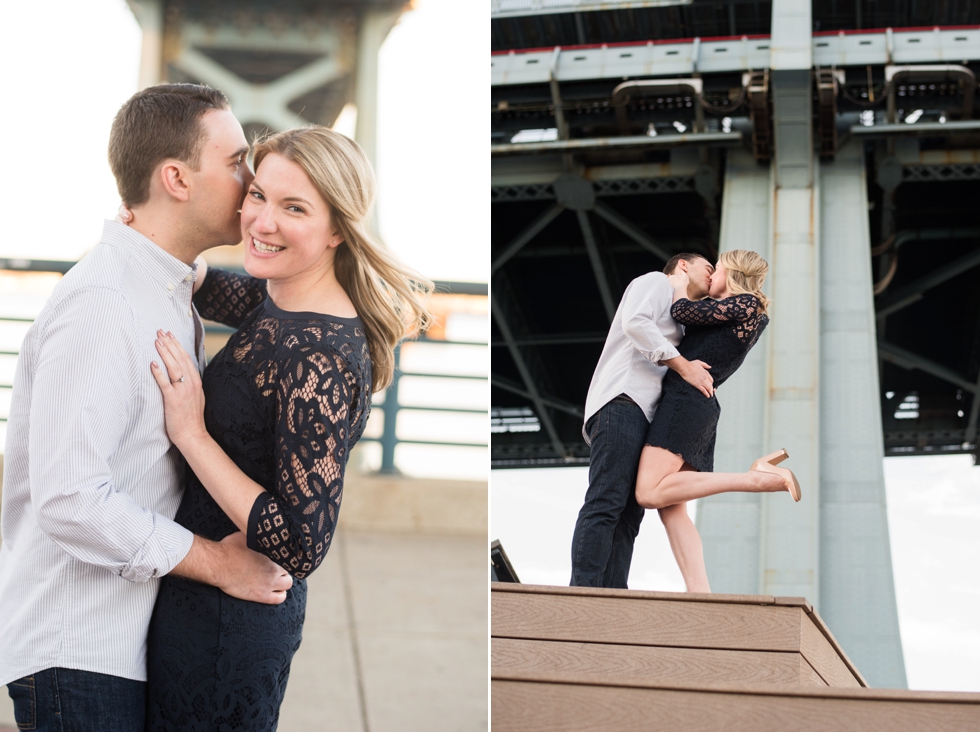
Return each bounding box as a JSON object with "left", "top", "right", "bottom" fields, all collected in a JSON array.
[
  {"left": 240, "top": 153, "right": 341, "bottom": 283},
  {"left": 708, "top": 261, "right": 729, "bottom": 298}
]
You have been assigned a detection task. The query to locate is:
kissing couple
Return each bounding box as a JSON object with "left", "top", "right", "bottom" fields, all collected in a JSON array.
[{"left": 571, "top": 250, "right": 801, "bottom": 591}]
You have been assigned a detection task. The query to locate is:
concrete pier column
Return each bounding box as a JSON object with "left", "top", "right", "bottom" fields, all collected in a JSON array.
[
  {"left": 760, "top": 0, "right": 820, "bottom": 604},
  {"left": 818, "top": 143, "right": 907, "bottom": 688},
  {"left": 697, "top": 148, "right": 772, "bottom": 594}
]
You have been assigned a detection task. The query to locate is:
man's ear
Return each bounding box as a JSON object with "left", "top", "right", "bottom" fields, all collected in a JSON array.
[
  {"left": 157, "top": 160, "right": 192, "bottom": 203},
  {"left": 676, "top": 259, "right": 690, "bottom": 273}
]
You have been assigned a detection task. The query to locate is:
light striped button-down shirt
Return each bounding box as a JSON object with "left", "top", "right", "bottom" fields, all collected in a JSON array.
[
  {"left": 582, "top": 271, "right": 683, "bottom": 443},
  {"left": 0, "top": 221, "right": 204, "bottom": 685}
]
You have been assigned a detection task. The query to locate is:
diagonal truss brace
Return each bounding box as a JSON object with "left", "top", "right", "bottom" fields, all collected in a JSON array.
[
  {"left": 877, "top": 341, "right": 977, "bottom": 394},
  {"left": 491, "top": 292, "right": 569, "bottom": 458},
  {"left": 576, "top": 211, "right": 616, "bottom": 322},
  {"left": 876, "top": 246, "right": 980, "bottom": 319},
  {"left": 174, "top": 47, "right": 347, "bottom": 129},
  {"left": 593, "top": 201, "right": 674, "bottom": 262},
  {"left": 492, "top": 203, "right": 565, "bottom": 275},
  {"left": 491, "top": 375, "right": 583, "bottom": 418}
]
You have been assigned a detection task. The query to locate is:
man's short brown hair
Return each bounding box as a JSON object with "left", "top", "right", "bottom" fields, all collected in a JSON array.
[
  {"left": 108, "top": 83, "right": 230, "bottom": 206},
  {"left": 663, "top": 252, "right": 709, "bottom": 275}
]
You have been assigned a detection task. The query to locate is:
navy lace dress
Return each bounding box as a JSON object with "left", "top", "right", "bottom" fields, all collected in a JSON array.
[
  {"left": 644, "top": 294, "right": 767, "bottom": 472},
  {"left": 146, "top": 269, "right": 371, "bottom": 731}
]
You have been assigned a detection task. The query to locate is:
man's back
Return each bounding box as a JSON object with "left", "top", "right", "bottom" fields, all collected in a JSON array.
[{"left": 583, "top": 270, "right": 683, "bottom": 438}]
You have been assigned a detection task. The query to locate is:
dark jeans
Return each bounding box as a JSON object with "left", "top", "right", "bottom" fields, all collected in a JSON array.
[
  {"left": 6, "top": 668, "right": 145, "bottom": 732},
  {"left": 570, "top": 394, "right": 650, "bottom": 588}
]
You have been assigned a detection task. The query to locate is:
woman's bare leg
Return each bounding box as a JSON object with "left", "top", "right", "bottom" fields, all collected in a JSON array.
[
  {"left": 658, "top": 498, "right": 710, "bottom": 593},
  {"left": 635, "top": 446, "right": 785, "bottom": 510},
  {"left": 628, "top": 448, "right": 709, "bottom": 592}
]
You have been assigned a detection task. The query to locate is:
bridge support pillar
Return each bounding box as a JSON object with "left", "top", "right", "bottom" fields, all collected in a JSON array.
[
  {"left": 818, "top": 142, "right": 907, "bottom": 688},
  {"left": 701, "top": 0, "right": 905, "bottom": 690},
  {"left": 698, "top": 148, "right": 772, "bottom": 595}
]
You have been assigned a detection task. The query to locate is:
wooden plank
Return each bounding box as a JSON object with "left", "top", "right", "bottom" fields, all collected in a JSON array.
[
  {"left": 804, "top": 606, "right": 868, "bottom": 686},
  {"left": 493, "top": 638, "right": 810, "bottom": 686},
  {"left": 799, "top": 611, "right": 862, "bottom": 688},
  {"left": 492, "top": 591, "right": 803, "bottom": 652},
  {"left": 492, "top": 679, "right": 980, "bottom": 732},
  {"left": 800, "top": 656, "right": 828, "bottom": 686},
  {"left": 491, "top": 581, "right": 781, "bottom": 607}
]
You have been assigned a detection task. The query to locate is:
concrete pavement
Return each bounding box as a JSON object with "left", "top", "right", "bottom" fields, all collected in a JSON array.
[{"left": 0, "top": 469, "right": 489, "bottom": 731}]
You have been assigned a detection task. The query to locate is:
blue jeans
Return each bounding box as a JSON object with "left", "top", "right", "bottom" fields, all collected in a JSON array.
[
  {"left": 570, "top": 395, "right": 649, "bottom": 588},
  {"left": 6, "top": 668, "right": 145, "bottom": 732}
]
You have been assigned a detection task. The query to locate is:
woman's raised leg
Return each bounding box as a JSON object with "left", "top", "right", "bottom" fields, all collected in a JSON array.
[{"left": 635, "top": 446, "right": 785, "bottom": 510}]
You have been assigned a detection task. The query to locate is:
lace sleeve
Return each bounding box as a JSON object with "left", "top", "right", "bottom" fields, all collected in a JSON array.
[
  {"left": 193, "top": 268, "right": 268, "bottom": 328},
  {"left": 245, "top": 342, "right": 357, "bottom": 578},
  {"left": 671, "top": 294, "right": 761, "bottom": 327}
]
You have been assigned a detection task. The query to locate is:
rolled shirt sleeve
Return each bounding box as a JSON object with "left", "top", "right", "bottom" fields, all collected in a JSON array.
[
  {"left": 620, "top": 274, "right": 681, "bottom": 364},
  {"left": 28, "top": 287, "right": 193, "bottom": 582}
]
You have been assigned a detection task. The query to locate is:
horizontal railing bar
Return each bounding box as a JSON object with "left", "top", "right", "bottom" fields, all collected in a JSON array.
[
  {"left": 359, "top": 436, "right": 488, "bottom": 448},
  {"left": 397, "top": 371, "right": 487, "bottom": 380},
  {"left": 201, "top": 321, "right": 488, "bottom": 347},
  {"left": 388, "top": 405, "right": 487, "bottom": 414},
  {"left": 0, "top": 317, "right": 36, "bottom": 323}
]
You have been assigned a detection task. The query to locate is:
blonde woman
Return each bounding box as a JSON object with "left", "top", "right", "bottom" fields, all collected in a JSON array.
[
  {"left": 142, "top": 126, "right": 431, "bottom": 730},
  {"left": 634, "top": 250, "right": 799, "bottom": 594}
]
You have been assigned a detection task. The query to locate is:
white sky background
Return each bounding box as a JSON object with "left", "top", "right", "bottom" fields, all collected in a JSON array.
[
  {"left": 492, "top": 455, "right": 980, "bottom": 691},
  {"left": 0, "top": 0, "right": 487, "bottom": 284}
]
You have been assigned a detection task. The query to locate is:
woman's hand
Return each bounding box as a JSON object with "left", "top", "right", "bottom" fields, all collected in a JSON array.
[
  {"left": 667, "top": 270, "right": 690, "bottom": 301},
  {"left": 116, "top": 204, "right": 134, "bottom": 225},
  {"left": 150, "top": 330, "right": 206, "bottom": 449}
]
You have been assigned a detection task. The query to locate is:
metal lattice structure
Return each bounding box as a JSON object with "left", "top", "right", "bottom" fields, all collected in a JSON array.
[{"left": 126, "top": 0, "right": 407, "bottom": 163}]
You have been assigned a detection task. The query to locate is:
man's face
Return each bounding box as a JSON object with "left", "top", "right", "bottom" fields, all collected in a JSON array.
[
  {"left": 188, "top": 109, "right": 253, "bottom": 249},
  {"left": 684, "top": 256, "right": 714, "bottom": 299}
]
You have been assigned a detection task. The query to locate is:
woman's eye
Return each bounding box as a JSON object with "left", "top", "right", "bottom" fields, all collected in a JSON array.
[
  {"left": 287, "top": 205, "right": 304, "bottom": 213},
  {"left": 249, "top": 190, "right": 264, "bottom": 200}
]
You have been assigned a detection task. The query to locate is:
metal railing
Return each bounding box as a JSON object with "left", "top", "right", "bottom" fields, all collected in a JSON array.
[{"left": 0, "top": 259, "right": 488, "bottom": 475}]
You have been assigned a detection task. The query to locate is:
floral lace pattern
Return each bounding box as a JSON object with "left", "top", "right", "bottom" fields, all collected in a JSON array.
[
  {"left": 644, "top": 293, "right": 769, "bottom": 472},
  {"left": 146, "top": 268, "right": 371, "bottom": 731}
]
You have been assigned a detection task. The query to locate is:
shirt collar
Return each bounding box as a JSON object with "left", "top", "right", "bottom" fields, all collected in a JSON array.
[{"left": 100, "top": 220, "right": 197, "bottom": 289}]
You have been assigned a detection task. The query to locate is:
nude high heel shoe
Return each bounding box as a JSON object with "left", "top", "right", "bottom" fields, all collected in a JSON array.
[{"left": 750, "top": 448, "right": 801, "bottom": 502}]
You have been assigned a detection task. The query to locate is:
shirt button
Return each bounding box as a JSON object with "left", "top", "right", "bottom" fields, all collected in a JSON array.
[
  {"left": 188, "top": 309, "right": 193, "bottom": 317},
  {"left": 166, "top": 283, "right": 174, "bottom": 291},
  {"left": 184, "top": 275, "right": 193, "bottom": 282}
]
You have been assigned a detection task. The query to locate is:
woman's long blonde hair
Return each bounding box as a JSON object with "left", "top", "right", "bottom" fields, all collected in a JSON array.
[
  {"left": 252, "top": 126, "right": 433, "bottom": 391},
  {"left": 718, "top": 249, "right": 771, "bottom": 315}
]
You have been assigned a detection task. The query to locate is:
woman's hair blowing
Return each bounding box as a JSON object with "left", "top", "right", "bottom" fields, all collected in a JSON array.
[
  {"left": 252, "top": 126, "right": 433, "bottom": 391},
  {"left": 718, "top": 249, "right": 770, "bottom": 315}
]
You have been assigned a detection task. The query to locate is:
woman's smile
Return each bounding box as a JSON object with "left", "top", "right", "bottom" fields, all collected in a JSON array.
[{"left": 249, "top": 235, "right": 285, "bottom": 255}]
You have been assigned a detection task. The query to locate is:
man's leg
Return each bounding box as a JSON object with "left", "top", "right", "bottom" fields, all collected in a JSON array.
[
  {"left": 7, "top": 668, "right": 145, "bottom": 732},
  {"left": 600, "top": 488, "right": 645, "bottom": 588},
  {"left": 570, "top": 396, "right": 649, "bottom": 587}
]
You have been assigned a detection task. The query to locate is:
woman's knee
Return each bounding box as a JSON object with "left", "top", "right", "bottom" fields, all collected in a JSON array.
[{"left": 635, "top": 446, "right": 682, "bottom": 508}]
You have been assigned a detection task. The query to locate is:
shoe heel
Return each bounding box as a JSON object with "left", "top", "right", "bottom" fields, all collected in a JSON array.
[{"left": 750, "top": 448, "right": 789, "bottom": 471}]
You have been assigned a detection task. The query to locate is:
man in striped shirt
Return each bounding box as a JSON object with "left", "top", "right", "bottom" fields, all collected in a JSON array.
[{"left": 0, "top": 84, "right": 291, "bottom": 730}]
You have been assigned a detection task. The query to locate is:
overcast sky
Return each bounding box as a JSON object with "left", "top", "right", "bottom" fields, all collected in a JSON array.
[{"left": 492, "top": 454, "right": 980, "bottom": 692}]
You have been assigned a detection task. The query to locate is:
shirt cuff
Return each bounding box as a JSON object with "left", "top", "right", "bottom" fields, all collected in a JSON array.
[
  {"left": 120, "top": 518, "right": 194, "bottom": 583},
  {"left": 650, "top": 343, "right": 680, "bottom": 365}
]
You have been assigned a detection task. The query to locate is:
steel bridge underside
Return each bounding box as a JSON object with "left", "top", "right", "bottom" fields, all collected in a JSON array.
[{"left": 491, "top": 11, "right": 980, "bottom": 469}]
